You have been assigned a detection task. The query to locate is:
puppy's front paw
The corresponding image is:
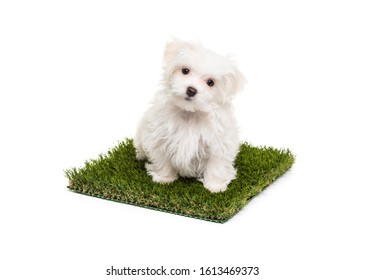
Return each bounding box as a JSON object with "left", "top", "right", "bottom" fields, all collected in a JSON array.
[
  {"left": 145, "top": 163, "right": 178, "bottom": 184},
  {"left": 149, "top": 171, "right": 178, "bottom": 184},
  {"left": 202, "top": 163, "right": 236, "bottom": 193},
  {"left": 203, "top": 179, "right": 229, "bottom": 193}
]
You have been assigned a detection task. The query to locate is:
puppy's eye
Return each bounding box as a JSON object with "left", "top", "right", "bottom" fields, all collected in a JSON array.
[
  {"left": 182, "top": 68, "right": 190, "bottom": 75},
  {"left": 207, "top": 79, "right": 215, "bottom": 87}
]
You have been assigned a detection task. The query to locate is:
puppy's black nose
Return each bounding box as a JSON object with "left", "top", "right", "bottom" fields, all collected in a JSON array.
[{"left": 186, "top": 86, "right": 197, "bottom": 97}]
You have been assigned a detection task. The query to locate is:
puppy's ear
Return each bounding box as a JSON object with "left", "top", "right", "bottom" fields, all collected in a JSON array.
[
  {"left": 164, "top": 38, "right": 196, "bottom": 65},
  {"left": 164, "top": 38, "right": 184, "bottom": 64},
  {"left": 163, "top": 38, "right": 194, "bottom": 81},
  {"left": 222, "top": 67, "right": 246, "bottom": 103}
]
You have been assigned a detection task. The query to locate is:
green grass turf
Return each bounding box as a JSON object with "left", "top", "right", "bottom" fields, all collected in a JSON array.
[{"left": 65, "top": 138, "right": 295, "bottom": 223}]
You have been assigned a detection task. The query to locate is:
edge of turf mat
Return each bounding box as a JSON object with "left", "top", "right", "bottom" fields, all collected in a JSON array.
[{"left": 65, "top": 138, "right": 295, "bottom": 223}]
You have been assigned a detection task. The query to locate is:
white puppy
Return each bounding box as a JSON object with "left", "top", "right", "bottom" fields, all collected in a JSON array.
[{"left": 134, "top": 39, "right": 244, "bottom": 192}]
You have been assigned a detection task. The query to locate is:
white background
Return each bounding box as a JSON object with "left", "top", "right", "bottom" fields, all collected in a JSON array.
[{"left": 1, "top": 1, "right": 364, "bottom": 279}]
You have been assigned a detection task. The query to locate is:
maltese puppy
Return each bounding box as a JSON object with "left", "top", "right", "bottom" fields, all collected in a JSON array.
[{"left": 134, "top": 39, "right": 244, "bottom": 192}]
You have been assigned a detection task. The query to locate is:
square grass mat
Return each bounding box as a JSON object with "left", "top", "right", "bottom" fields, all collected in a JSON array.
[{"left": 65, "top": 139, "right": 295, "bottom": 223}]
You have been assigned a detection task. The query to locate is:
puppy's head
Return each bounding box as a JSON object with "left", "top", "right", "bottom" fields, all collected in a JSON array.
[{"left": 162, "top": 39, "right": 245, "bottom": 112}]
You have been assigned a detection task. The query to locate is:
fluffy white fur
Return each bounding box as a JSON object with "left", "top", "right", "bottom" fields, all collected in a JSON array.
[{"left": 134, "top": 39, "right": 244, "bottom": 192}]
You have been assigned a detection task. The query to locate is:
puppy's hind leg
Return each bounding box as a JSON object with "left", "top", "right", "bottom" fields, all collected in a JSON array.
[
  {"left": 134, "top": 140, "right": 147, "bottom": 160},
  {"left": 133, "top": 122, "right": 147, "bottom": 161}
]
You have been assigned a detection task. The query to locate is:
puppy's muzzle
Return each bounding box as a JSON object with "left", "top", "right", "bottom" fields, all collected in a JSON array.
[{"left": 186, "top": 86, "right": 198, "bottom": 97}]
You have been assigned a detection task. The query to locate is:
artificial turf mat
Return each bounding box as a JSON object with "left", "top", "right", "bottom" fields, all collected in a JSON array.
[{"left": 65, "top": 139, "right": 295, "bottom": 223}]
